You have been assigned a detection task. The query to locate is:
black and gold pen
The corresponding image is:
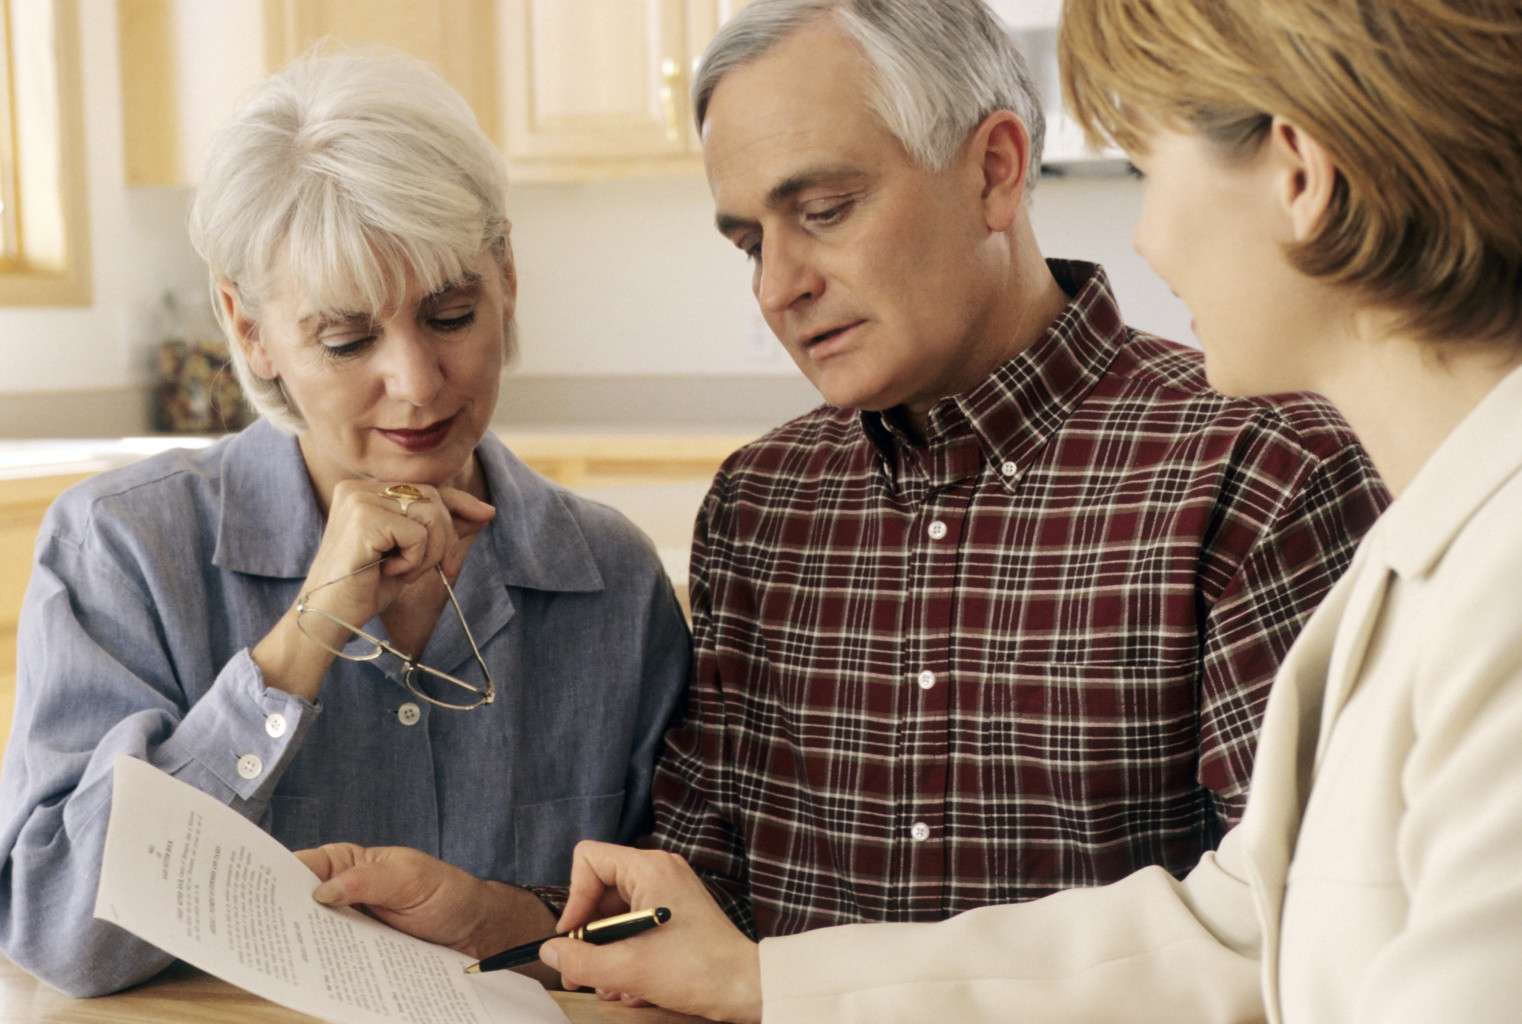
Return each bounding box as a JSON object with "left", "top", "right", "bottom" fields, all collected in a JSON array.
[{"left": 463, "top": 907, "right": 673, "bottom": 973}]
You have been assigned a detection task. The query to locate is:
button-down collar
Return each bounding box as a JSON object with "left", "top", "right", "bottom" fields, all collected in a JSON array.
[{"left": 860, "top": 261, "right": 1127, "bottom": 497}]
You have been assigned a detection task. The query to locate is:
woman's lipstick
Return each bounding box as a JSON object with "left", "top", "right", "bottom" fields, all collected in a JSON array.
[{"left": 378, "top": 415, "right": 456, "bottom": 453}]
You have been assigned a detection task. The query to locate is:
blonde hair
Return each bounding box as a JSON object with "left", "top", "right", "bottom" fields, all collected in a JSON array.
[
  {"left": 1059, "top": 0, "right": 1522, "bottom": 346},
  {"left": 189, "top": 48, "right": 513, "bottom": 432}
]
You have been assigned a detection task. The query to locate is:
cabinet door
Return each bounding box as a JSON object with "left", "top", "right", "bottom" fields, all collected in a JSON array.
[
  {"left": 264, "top": 0, "right": 500, "bottom": 144},
  {"left": 119, "top": 0, "right": 268, "bottom": 186},
  {"left": 686, "top": 0, "right": 751, "bottom": 52},
  {"left": 503, "top": 0, "right": 690, "bottom": 166},
  {"left": 0, "top": 473, "right": 92, "bottom": 771},
  {"left": 119, "top": 0, "right": 500, "bottom": 186},
  {"left": 502, "top": 0, "right": 749, "bottom": 180}
]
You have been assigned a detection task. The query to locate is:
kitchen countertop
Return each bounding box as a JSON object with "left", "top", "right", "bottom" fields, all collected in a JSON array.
[
  {"left": 0, "top": 435, "right": 709, "bottom": 591},
  {"left": 0, "top": 436, "right": 215, "bottom": 481}
]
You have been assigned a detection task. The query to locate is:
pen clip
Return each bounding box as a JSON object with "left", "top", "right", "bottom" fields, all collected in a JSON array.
[
  {"left": 577, "top": 907, "right": 659, "bottom": 936},
  {"left": 570, "top": 906, "right": 672, "bottom": 942}
]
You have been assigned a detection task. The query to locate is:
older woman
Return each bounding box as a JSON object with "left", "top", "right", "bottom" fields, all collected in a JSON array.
[
  {"left": 436, "top": 0, "right": 1520, "bottom": 1021},
  {"left": 0, "top": 50, "right": 688, "bottom": 997}
]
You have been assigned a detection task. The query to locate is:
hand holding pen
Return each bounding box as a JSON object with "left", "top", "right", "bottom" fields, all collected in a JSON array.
[
  {"left": 465, "top": 907, "right": 672, "bottom": 973},
  {"left": 540, "top": 842, "right": 763, "bottom": 1023}
]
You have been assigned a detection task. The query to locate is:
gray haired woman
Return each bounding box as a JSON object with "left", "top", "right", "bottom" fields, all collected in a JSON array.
[{"left": 0, "top": 49, "right": 689, "bottom": 997}]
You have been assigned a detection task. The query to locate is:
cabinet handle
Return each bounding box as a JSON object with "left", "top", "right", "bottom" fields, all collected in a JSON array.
[{"left": 660, "top": 58, "right": 682, "bottom": 143}]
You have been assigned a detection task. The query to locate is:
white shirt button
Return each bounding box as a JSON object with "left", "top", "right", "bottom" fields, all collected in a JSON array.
[
  {"left": 264, "top": 713, "right": 287, "bottom": 738},
  {"left": 910, "top": 822, "right": 931, "bottom": 842},
  {"left": 398, "top": 702, "right": 422, "bottom": 727},
  {"left": 1000, "top": 460, "right": 1018, "bottom": 477},
  {"left": 916, "top": 670, "right": 936, "bottom": 690},
  {"left": 927, "top": 520, "right": 948, "bottom": 540},
  {"left": 237, "top": 754, "right": 264, "bottom": 780}
]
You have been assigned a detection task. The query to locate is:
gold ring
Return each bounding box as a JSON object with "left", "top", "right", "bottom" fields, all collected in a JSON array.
[{"left": 382, "top": 483, "right": 427, "bottom": 514}]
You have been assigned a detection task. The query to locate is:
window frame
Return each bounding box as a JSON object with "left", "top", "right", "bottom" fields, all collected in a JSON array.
[
  {"left": 0, "top": 0, "right": 91, "bottom": 307},
  {"left": 0, "top": 1, "right": 21, "bottom": 268}
]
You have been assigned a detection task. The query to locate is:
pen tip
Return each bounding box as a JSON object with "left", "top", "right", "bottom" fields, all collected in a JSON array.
[{"left": 464, "top": 964, "right": 480, "bottom": 974}]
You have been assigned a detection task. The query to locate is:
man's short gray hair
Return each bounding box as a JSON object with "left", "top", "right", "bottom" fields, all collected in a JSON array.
[
  {"left": 188, "top": 48, "right": 513, "bottom": 433},
  {"left": 693, "top": 0, "right": 1045, "bottom": 187}
]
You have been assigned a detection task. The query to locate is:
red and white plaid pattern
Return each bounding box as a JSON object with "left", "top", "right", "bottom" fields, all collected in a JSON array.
[{"left": 652, "top": 261, "right": 1389, "bottom": 938}]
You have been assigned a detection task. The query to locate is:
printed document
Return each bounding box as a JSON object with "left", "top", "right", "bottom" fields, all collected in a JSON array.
[{"left": 95, "top": 754, "right": 567, "bottom": 1024}]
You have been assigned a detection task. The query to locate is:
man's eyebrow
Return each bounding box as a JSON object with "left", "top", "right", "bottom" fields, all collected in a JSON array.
[
  {"left": 715, "top": 211, "right": 753, "bottom": 237},
  {"left": 714, "top": 168, "right": 864, "bottom": 236}
]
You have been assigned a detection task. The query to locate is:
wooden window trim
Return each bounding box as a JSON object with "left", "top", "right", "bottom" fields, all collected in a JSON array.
[{"left": 0, "top": 0, "right": 91, "bottom": 307}]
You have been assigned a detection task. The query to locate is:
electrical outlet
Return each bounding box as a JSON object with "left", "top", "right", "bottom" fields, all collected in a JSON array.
[{"left": 744, "top": 304, "right": 782, "bottom": 363}]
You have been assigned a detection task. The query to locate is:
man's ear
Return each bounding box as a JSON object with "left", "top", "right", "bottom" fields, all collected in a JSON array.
[
  {"left": 969, "top": 109, "right": 1030, "bottom": 233},
  {"left": 217, "top": 279, "right": 277, "bottom": 380},
  {"left": 1269, "top": 116, "right": 1338, "bottom": 242}
]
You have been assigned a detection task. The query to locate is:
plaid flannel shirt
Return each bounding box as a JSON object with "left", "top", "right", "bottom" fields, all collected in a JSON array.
[{"left": 651, "top": 260, "right": 1389, "bottom": 938}]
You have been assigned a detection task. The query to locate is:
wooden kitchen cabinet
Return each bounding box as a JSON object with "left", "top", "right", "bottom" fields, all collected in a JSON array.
[
  {"left": 500, "top": 0, "right": 750, "bottom": 181},
  {"left": 119, "top": 0, "right": 499, "bottom": 186},
  {"left": 120, "top": 0, "right": 750, "bottom": 187},
  {"left": 263, "top": 0, "right": 499, "bottom": 141},
  {"left": 0, "top": 473, "right": 91, "bottom": 766}
]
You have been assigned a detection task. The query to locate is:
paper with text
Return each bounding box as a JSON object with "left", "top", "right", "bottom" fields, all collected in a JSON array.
[{"left": 94, "top": 755, "right": 567, "bottom": 1024}]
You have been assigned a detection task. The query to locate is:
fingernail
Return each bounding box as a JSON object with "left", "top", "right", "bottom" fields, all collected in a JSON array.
[
  {"left": 539, "top": 943, "right": 559, "bottom": 970},
  {"left": 312, "top": 882, "right": 340, "bottom": 905}
]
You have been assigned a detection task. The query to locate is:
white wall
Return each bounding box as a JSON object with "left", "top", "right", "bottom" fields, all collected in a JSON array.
[
  {"left": 506, "top": 173, "right": 1193, "bottom": 379},
  {"left": 0, "top": 1, "right": 1194, "bottom": 433}
]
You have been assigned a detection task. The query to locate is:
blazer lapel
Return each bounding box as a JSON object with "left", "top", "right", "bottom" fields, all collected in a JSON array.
[{"left": 1310, "top": 531, "right": 1393, "bottom": 766}]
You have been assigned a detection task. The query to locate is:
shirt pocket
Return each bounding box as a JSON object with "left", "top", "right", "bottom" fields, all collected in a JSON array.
[
  {"left": 994, "top": 659, "right": 1200, "bottom": 810},
  {"left": 511, "top": 790, "right": 627, "bottom": 885}
]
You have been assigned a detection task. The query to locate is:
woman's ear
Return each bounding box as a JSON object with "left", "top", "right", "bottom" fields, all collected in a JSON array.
[
  {"left": 970, "top": 109, "right": 1031, "bottom": 234},
  {"left": 1269, "top": 116, "right": 1339, "bottom": 241},
  {"left": 217, "top": 279, "right": 277, "bottom": 380}
]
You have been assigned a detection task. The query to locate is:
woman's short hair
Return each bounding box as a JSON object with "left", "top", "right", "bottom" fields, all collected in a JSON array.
[
  {"left": 1060, "top": 0, "right": 1522, "bottom": 347},
  {"left": 693, "top": 0, "right": 1046, "bottom": 189},
  {"left": 188, "top": 48, "right": 513, "bottom": 432}
]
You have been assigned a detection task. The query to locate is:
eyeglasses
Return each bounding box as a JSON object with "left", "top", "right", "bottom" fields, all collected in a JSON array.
[{"left": 295, "top": 557, "right": 495, "bottom": 710}]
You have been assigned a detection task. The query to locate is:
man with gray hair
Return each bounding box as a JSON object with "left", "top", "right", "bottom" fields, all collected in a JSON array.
[
  {"left": 305, "top": 0, "right": 1386, "bottom": 1008},
  {"left": 611, "top": 0, "right": 1384, "bottom": 936}
]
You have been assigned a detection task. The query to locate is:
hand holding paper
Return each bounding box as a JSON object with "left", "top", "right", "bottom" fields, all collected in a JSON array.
[{"left": 94, "top": 754, "right": 567, "bottom": 1024}]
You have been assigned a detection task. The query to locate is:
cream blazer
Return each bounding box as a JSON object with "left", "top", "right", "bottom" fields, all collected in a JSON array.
[{"left": 759, "top": 364, "right": 1522, "bottom": 1024}]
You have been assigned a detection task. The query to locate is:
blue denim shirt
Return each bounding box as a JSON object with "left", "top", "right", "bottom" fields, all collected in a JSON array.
[{"left": 0, "top": 419, "right": 690, "bottom": 996}]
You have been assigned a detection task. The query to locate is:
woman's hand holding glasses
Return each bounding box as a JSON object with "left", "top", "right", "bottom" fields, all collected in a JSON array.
[{"left": 252, "top": 479, "right": 496, "bottom": 704}]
